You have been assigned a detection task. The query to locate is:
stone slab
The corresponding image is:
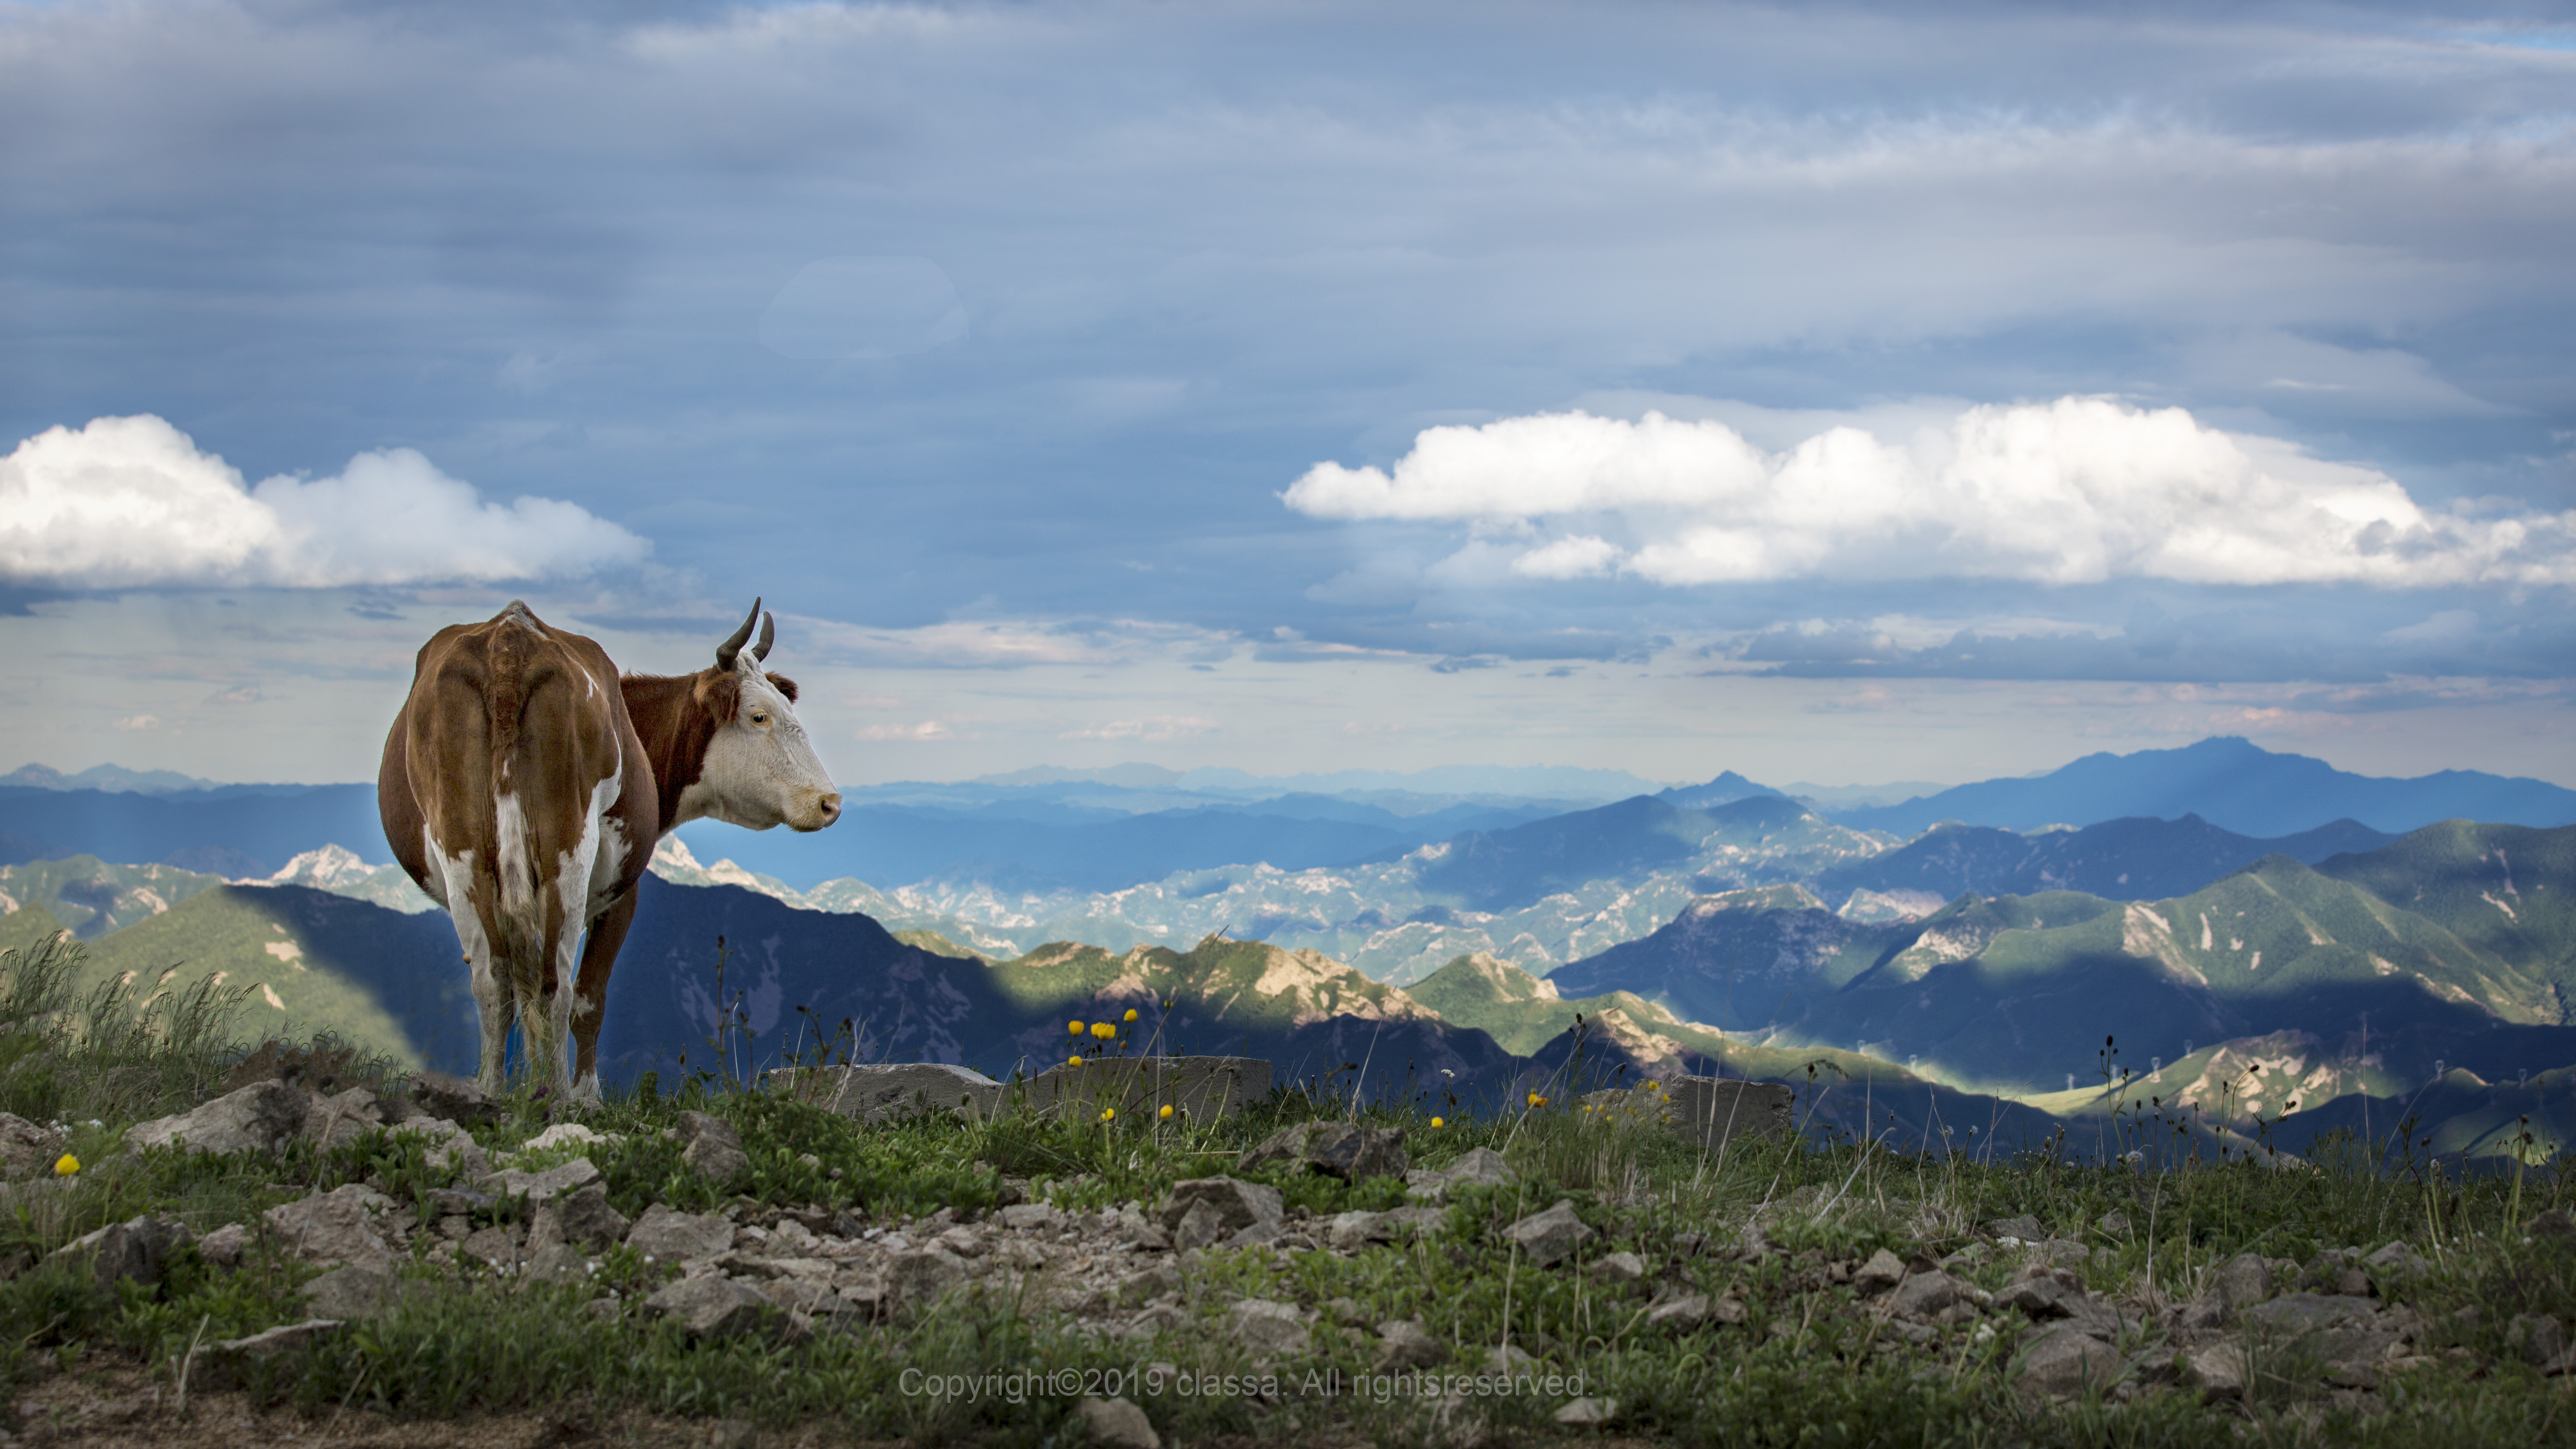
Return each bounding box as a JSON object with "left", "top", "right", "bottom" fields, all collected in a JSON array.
[
  {"left": 770, "top": 1063, "right": 1006, "bottom": 1123},
  {"left": 1019, "top": 1056, "right": 1270, "bottom": 1123}
]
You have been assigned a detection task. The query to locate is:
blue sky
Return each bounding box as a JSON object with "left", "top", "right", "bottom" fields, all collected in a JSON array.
[{"left": 2, "top": 0, "right": 2571, "bottom": 788}]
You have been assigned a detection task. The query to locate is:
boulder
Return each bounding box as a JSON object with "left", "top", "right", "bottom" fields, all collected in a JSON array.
[
  {"left": 405, "top": 1070, "right": 497, "bottom": 1127},
  {"left": 1021, "top": 1056, "right": 1271, "bottom": 1124},
  {"left": 771, "top": 1063, "right": 1005, "bottom": 1123},
  {"left": 1377, "top": 1319, "right": 1448, "bottom": 1369},
  {"left": 0, "top": 1113, "right": 65, "bottom": 1178},
  {"left": 197, "top": 1222, "right": 249, "bottom": 1268},
  {"left": 627, "top": 1204, "right": 734, "bottom": 1263},
  {"left": 265, "top": 1184, "right": 399, "bottom": 1267},
  {"left": 1644, "top": 1294, "right": 1712, "bottom": 1332},
  {"left": 2364, "top": 1240, "right": 2426, "bottom": 1292},
  {"left": 523, "top": 1123, "right": 616, "bottom": 1153},
  {"left": 1852, "top": 1248, "right": 1907, "bottom": 1294},
  {"left": 127, "top": 1080, "right": 308, "bottom": 1158},
  {"left": 191, "top": 1320, "right": 347, "bottom": 1392},
  {"left": 534, "top": 1184, "right": 631, "bottom": 1251},
  {"left": 1071, "top": 1396, "right": 1161, "bottom": 1449},
  {"left": 48, "top": 1215, "right": 190, "bottom": 1290},
  {"left": 1405, "top": 1146, "right": 1514, "bottom": 1201},
  {"left": 480, "top": 1157, "right": 603, "bottom": 1203},
  {"left": 1659, "top": 1077, "right": 1793, "bottom": 1148},
  {"left": 390, "top": 1117, "right": 488, "bottom": 1178},
  {"left": 301, "top": 1264, "right": 397, "bottom": 1320},
  {"left": 302, "top": 1086, "right": 386, "bottom": 1150},
  {"left": 2182, "top": 1343, "right": 2247, "bottom": 1398},
  {"left": 1502, "top": 1199, "right": 1593, "bottom": 1267},
  {"left": 2241, "top": 1293, "right": 2402, "bottom": 1385},
  {"left": 1553, "top": 1398, "right": 1618, "bottom": 1427},
  {"left": 1238, "top": 1121, "right": 1407, "bottom": 1182},
  {"left": 1225, "top": 1297, "right": 1310, "bottom": 1356},
  {"left": 1590, "top": 1251, "right": 1646, "bottom": 1284},
  {"left": 883, "top": 1248, "right": 970, "bottom": 1313},
  {"left": 677, "top": 1111, "right": 750, "bottom": 1185},
  {"left": 1157, "top": 1178, "right": 1283, "bottom": 1238},
  {"left": 2212, "top": 1252, "right": 2272, "bottom": 1314},
  {"left": 2511, "top": 1313, "right": 2568, "bottom": 1367},
  {"left": 1888, "top": 1271, "right": 1970, "bottom": 1320},
  {"left": 2017, "top": 1324, "right": 2123, "bottom": 1400},
  {"left": 644, "top": 1275, "right": 778, "bottom": 1340},
  {"left": 1986, "top": 1216, "right": 2045, "bottom": 1242}
]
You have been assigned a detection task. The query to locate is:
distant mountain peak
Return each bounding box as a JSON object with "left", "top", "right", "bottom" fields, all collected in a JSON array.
[{"left": 1, "top": 762, "right": 222, "bottom": 794}]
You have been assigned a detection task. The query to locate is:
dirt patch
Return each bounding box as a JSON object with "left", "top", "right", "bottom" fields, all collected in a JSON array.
[{"left": 7, "top": 1360, "right": 897, "bottom": 1449}]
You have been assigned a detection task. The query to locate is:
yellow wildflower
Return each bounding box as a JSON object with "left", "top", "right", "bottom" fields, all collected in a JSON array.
[
  {"left": 53, "top": 1153, "right": 79, "bottom": 1177},
  {"left": 1068, "top": 1054, "right": 1083, "bottom": 1067},
  {"left": 1429, "top": 1116, "right": 1445, "bottom": 1129},
  {"left": 1159, "top": 1104, "right": 1174, "bottom": 1120},
  {"left": 1124, "top": 1008, "right": 1139, "bottom": 1023},
  {"left": 1100, "top": 1107, "right": 1116, "bottom": 1121},
  {"left": 1068, "top": 1020, "right": 1084, "bottom": 1035},
  {"left": 1092, "top": 1022, "right": 1115, "bottom": 1040},
  {"left": 1526, "top": 1093, "right": 1547, "bottom": 1109}
]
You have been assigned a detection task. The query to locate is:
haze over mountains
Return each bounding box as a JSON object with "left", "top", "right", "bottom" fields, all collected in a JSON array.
[{"left": 7, "top": 738, "right": 2575, "bottom": 1163}]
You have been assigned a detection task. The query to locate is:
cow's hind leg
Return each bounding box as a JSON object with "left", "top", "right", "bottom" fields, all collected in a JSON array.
[{"left": 568, "top": 889, "right": 640, "bottom": 1102}]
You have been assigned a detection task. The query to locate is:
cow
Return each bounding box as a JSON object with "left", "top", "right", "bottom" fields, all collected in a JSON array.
[{"left": 380, "top": 599, "right": 839, "bottom": 1098}]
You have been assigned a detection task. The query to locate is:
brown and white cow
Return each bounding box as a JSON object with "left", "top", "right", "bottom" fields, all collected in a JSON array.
[{"left": 380, "top": 600, "right": 839, "bottom": 1097}]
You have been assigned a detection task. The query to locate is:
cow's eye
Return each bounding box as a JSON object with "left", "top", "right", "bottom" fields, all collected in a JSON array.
[{"left": 750, "top": 711, "right": 770, "bottom": 726}]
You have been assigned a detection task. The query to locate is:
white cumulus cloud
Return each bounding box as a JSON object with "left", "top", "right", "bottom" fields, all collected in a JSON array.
[
  {"left": 0, "top": 415, "right": 649, "bottom": 589},
  {"left": 1284, "top": 398, "right": 2576, "bottom": 589}
]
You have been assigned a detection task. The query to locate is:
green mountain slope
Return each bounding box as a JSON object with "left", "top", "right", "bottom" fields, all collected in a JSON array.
[
  {"left": 74, "top": 884, "right": 477, "bottom": 1073},
  {"left": 2314, "top": 821, "right": 2576, "bottom": 1003},
  {"left": 0, "top": 856, "right": 229, "bottom": 939}
]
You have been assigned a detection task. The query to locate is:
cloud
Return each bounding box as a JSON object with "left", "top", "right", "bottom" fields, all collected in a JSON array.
[
  {"left": 203, "top": 685, "right": 263, "bottom": 706},
  {"left": 798, "top": 614, "right": 1239, "bottom": 670},
  {"left": 0, "top": 416, "right": 648, "bottom": 590},
  {"left": 1287, "top": 398, "right": 2576, "bottom": 589},
  {"left": 856, "top": 720, "right": 957, "bottom": 741},
  {"left": 111, "top": 714, "right": 160, "bottom": 731},
  {"left": 1057, "top": 716, "right": 1220, "bottom": 741}
]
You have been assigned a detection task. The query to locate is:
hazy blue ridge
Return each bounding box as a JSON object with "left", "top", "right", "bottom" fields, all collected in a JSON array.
[
  {"left": 0, "top": 784, "right": 389, "bottom": 877},
  {"left": 1832, "top": 736, "right": 2576, "bottom": 837},
  {"left": 1810, "top": 814, "right": 2397, "bottom": 905}
]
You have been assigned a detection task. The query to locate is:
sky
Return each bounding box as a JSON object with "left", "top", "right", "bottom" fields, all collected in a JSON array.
[{"left": 2, "top": 0, "right": 2572, "bottom": 790}]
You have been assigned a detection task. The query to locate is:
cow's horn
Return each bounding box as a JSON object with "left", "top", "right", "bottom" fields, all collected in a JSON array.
[
  {"left": 753, "top": 611, "right": 775, "bottom": 663},
  {"left": 715, "top": 597, "right": 762, "bottom": 672}
]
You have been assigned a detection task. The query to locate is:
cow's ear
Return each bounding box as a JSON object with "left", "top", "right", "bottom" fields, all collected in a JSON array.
[
  {"left": 692, "top": 670, "right": 742, "bottom": 720},
  {"left": 764, "top": 672, "right": 800, "bottom": 703}
]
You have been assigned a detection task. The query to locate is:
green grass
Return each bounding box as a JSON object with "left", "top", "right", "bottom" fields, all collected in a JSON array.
[{"left": 10, "top": 932, "right": 2576, "bottom": 1446}]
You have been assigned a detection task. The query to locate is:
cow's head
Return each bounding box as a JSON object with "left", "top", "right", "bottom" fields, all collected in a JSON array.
[{"left": 685, "top": 600, "right": 841, "bottom": 832}]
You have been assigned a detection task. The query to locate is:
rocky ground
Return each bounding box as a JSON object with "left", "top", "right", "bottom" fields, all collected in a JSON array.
[{"left": 6, "top": 1055, "right": 2576, "bottom": 1447}]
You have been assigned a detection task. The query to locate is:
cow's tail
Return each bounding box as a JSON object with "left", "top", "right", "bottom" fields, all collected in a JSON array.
[{"left": 483, "top": 606, "right": 543, "bottom": 962}]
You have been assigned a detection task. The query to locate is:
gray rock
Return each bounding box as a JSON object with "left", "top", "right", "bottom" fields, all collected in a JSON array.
[
  {"left": 1659, "top": 1077, "right": 1793, "bottom": 1148},
  {"left": 2095, "top": 1210, "right": 2133, "bottom": 1237},
  {"left": 1225, "top": 1297, "right": 1310, "bottom": 1355},
  {"left": 1117, "top": 1262, "right": 1181, "bottom": 1306},
  {"left": 1441, "top": 1146, "right": 1513, "bottom": 1188},
  {"left": 1889, "top": 1271, "right": 1970, "bottom": 1320},
  {"left": 883, "top": 1248, "right": 970, "bottom": 1313},
  {"left": 191, "top": 1319, "right": 347, "bottom": 1392},
  {"left": 2511, "top": 1313, "right": 2568, "bottom": 1367},
  {"left": 1238, "top": 1121, "right": 1408, "bottom": 1182},
  {"left": 405, "top": 1069, "right": 497, "bottom": 1126},
  {"left": 1170, "top": 1199, "right": 1228, "bottom": 1250},
  {"left": 2018, "top": 1324, "right": 2123, "bottom": 1400},
  {"left": 2243, "top": 1293, "right": 2401, "bottom": 1385},
  {"left": 302, "top": 1086, "right": 386, "bottom": 1150},
  {"left": 1986, "top": 1215, "right": 2046, "bottom": 1242},
  {"left": 127, "top": 1080, "right": 309, "bottom": 1158},
  {"left": 1503, "top": 1199, "right": 1593, "bottom": 1267},
  {"left": 523, "top": 1241, "right": 592, "bottom": 1285},
  {"left": 1021, "top": 1056, "right": 1271, "bottom": 1124},
  {"left": 677, "top": 1112, "right": 750, "bottom": 1185},
  {"left": 537, "top": 1184, "right": 631, "bottom": 1250},
  {"left": 391, "top": 1117, "right": 488, "bottom": 1177},
  {"left": 480, "top": 1157, "right": 603, "bottom": 1203},
  {"left": 1644, "top": 1294, "right": 1712, "bottom": 1332},
  {"left": 198, "top": 1222, "right": 249, "bottom": 1268},
  {"left": 644, "top": 1275, "right": 777, "bottom": 1340},
  {"left": 2212, "top": 1252, "right": 2272, "bottom": 1313},
  {"left": 998, "top": 1203, "right": 1068, "bottom": 1232},
  {"left": 627, "top": 1203, "right": 734, "bottom": 1263},
  {"left": 1590, "top": 1251, "right": 1646, "bottom": 1284},
  {"left": 1071, "top": 1396, "right": 1161, "bottom": 1449},
  {"left": 1484, "top": 1343, "right": 1538, "bottom": 1374},
  {"left": 460, "top": 1224, "right": 522, "bottom": 1268},
  {"left": 0, "top": 1112, "right": 64, "bottom": 1178},
  {"left": 2364, "top": 1240, "right": 2426, "bottom": 1291},
  {"left": 265, "top": 1184, "right": 398, "bottom": 1267},
  {"left": 2182, "top": 1342, "right": 2246, "bottom": 1398},
  {"left": 1158, "top": 1177, "right": 1283, "bottom": 1237},
  {"left": 424, "top": 1186, "right": 496, "bottom": 1215},
  {"left": 1853, "top": 1248, "right": 1907, "bottom": 1294},
  {"left": 49, "top": 1215, "right": 190, "bottom": 1290},
  {"left": 2528, "top": 1208, "right": 2576, "bottom": 1245},
  {"left": 772, "top": 1062, "right": 1005, "bottom": 1123},
  {"left": 1554, "top": 1398, "right": 1618, "bottom": 1427},
  {"left": 1377, "top": 1319, "right": 1448, "bottom": 1369},
  {"left": 301, "top": 1264, "right": 396, "bottom": 1319}
]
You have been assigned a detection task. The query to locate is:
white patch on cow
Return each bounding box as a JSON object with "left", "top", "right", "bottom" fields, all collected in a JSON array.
[
  {"left": 494, "top": 789, "right": 534, "bottom": 920},
  {"left": 553, "top": 763, "right": 623, "bottom": 1012},
  {"left": 673, "top": 658, "right": 838, "bottom": 834},
  {"left": 431, "top": 830, "right": 509, "bottom": 1094}
]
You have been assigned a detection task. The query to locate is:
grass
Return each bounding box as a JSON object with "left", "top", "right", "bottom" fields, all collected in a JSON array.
[{"left": 8, "top": 932, "right": 2576, "bottom": 1446}]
